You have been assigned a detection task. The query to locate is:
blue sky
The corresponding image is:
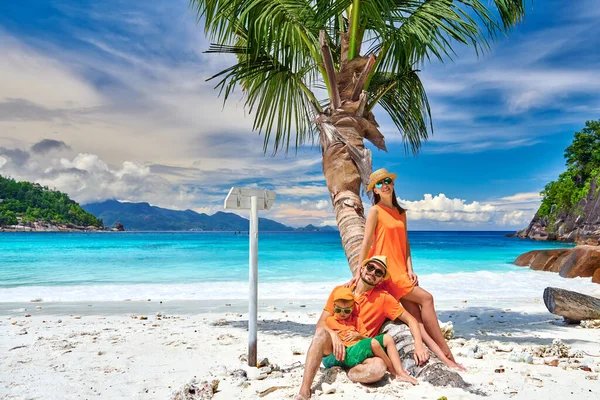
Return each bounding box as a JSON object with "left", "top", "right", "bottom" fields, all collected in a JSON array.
[{"left": 0, "top": 0, "right": 599, "bottom": 229}]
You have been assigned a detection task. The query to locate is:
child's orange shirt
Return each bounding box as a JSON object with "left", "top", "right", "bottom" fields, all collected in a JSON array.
[{"left": 326, "top": 314, "right": 368, "bottom": 347}]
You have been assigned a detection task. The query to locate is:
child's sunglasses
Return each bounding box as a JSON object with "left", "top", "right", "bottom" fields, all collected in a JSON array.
[
  {"left": 333, "top": 307, "right": 353, "bottom": 315},
  {"left": 375, "top": 177, "right": 393, "bottom": 189}
]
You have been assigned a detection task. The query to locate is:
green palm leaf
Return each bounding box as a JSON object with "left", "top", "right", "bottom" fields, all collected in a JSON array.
[{"left": 368, "top": 69, "right": 432, "bottom": 154}]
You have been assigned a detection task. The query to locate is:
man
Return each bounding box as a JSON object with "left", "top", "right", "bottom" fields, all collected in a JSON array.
[{"left": 296, "top": 255, "right": 430, "bottom": 400}]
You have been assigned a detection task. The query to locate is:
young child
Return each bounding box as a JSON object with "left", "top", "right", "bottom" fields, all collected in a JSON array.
[{"left": 325, "top": 287, "right": 418, "bottom": 385}]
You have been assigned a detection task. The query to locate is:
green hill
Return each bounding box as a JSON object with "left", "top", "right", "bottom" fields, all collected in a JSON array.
[
  {"left": 0, "top": 175, "right": 103, "bottom": 228},
  {"left": 518, "top": 119, "right": 600, "bottom": 241}
]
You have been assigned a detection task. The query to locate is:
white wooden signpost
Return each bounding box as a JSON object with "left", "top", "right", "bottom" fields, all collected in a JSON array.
[{"left": 224, "top": 187, "right": 276, "bottom": 366}]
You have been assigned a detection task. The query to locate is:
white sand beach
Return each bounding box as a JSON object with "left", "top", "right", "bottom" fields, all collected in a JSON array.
[{"left": 2, "top": 286, "right": 600, "bottom": 400}]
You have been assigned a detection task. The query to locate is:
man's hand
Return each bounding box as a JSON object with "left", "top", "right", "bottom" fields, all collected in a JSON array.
[
  {"left": 331, "top": 333, "right": 346, "bottom": 361},
  {"left": 413, "top": 345, "right": 429, "bottom": 366},
  {"left": 407, "top": 270, "right": 419, "bottom": 286},
  {"left": 342, "top": 331, "right": 363, "bottom": 343}
]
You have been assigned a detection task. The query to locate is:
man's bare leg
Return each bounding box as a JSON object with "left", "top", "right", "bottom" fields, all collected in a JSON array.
[
  {"left": 296, "top": 328, "right": 333, "bottom": 400},
  {"left": 347, "top": 357, "right": 387, "bottom": 384}
]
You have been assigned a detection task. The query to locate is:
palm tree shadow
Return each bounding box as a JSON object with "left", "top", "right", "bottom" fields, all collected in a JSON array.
[
  {"left": 438, "top": 306, "right": 596, "bottom": 347},
  {"left": 228, "top": 319, "right": 316, "bottom": 338}
]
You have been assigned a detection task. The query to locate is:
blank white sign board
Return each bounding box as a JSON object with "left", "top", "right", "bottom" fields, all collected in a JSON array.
[{"left": 224, "top": 187, "right": 275, "bottom": 210}]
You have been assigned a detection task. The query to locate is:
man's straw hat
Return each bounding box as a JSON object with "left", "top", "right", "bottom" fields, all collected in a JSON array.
[
  {"left": 367, "top": 168, "right": 397, "bottom": 191},
  {"left": 362, "top": 255, "right": 390, "bottom": 279}
]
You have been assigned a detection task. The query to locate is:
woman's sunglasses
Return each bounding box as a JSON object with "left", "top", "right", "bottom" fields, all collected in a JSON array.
[
  {"left": 333, "top": 306, "right": 353, "bottom": 315},
  {"left": 375, "top": 177, "right": 394, "bottom": 189},
  {"left": 365, "top": 264, "right": 386, "bottom": 278}
]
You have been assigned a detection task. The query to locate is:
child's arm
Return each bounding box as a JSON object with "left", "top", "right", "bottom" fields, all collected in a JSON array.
[
  {"left": 342, "top": 317, "right": 369, "bottom": 342},
  {"left": 397, "top": 310, "right": 430, "bottom": 365}
]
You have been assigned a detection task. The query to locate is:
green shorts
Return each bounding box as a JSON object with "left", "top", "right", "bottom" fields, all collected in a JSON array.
[{"left": 322, "top": 334, "right": 386, "bottom": 368}]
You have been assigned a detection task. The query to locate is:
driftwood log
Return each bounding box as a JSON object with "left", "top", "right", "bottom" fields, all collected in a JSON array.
[
  {"left": 381, "top": 321, "right": 469, "bottom": 388},
  {"left": 543, "top": 287, "right": 600, "bottom": 323}
]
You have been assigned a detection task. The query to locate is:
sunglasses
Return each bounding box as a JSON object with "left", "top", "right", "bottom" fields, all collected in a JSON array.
[
  {"left": 375, "top": 177, "right": 394, "bottom": 189},
  {"left": 365, "top": 264, "right": 386, "bottom": 278},
  {"left": 333, "top": 306, "right": 353, "bottom": 315}
]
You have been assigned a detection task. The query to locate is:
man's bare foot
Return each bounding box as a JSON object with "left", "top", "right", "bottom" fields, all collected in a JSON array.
[
  {"left": 395, "top": 374, "right": 418, "bottom": 385},
  {"left": 294, "top": 394, "right": 310, "bottom": 400}
]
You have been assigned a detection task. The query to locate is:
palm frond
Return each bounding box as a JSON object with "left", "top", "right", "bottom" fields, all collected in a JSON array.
[
  {"left": 207, "top": 43, "right": 319, "bottom": 153},
  {"left": 368, "top": 69, "right": 432, "bottom": 155}
]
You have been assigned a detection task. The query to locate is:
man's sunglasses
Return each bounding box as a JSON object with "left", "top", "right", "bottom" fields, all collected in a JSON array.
[
  {"left": 333, "top": 307, "right": 353, "bottom": 315},
  {"left": 365, "top": 264, "right": 386, "bottom": 278},
  {"left": 375, "top": 177, "right": 394, "bottom": 189}
]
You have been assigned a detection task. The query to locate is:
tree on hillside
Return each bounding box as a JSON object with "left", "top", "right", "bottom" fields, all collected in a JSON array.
[
  {"left": 191, "top": 0, "right": 526, "bottom": 272},
  {"left": 539, "top": 119, "right": 600, "bottom": 218}
]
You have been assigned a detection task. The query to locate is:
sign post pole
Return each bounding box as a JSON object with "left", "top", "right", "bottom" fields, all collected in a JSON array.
[
  {"left": 248, "top": 195, "right": 258, "bottom": 366},
  {"left": 224, "top": 188, "right": 275, "bottom": 367}
]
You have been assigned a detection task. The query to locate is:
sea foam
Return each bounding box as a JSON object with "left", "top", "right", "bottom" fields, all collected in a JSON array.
[{"left": 1, "top": 270, "right": 599, "bottom": 303}]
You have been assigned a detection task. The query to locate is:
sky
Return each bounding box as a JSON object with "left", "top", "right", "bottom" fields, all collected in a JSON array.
[{"left": 0, "top": 0, "right": 599, "bottom": 230}]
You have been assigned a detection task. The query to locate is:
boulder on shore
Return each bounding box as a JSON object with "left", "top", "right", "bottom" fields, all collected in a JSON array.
[{"left": 514, "top": 245, "right": 600, "bottom": 283}]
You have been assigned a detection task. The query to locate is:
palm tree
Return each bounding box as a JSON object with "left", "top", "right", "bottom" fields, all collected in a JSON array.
[{"left": 190, "top": 0, "right": 526, "bottom": 273}]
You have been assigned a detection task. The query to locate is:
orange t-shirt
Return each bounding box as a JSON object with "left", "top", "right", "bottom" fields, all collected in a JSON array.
[
  {"left": 324, "top": 284, "right": 405, "bottom": 338},
  {"left": 326, "top": 314, "right": 367, "bottom": 347}
]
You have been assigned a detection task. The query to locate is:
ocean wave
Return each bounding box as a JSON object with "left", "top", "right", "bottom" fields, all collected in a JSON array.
[{"left": 1, "top": 270, "right": 599, "bottom": 302}]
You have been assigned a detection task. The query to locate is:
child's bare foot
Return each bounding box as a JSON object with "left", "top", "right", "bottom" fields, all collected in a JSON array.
[
  {"left": 446, "top": 360, "right": 467, "bottom": 372},
  {"left": 395, "top": 373, "right": 418, "bottom": 385}
]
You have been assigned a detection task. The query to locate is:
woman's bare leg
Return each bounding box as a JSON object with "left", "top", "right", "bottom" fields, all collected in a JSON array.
[{"left": 401, "top": 288, "right": 465, "bottom": 371}]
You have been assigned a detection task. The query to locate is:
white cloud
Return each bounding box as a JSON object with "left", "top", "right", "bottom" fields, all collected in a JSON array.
[
  {"left": 0, "top": 33, "right": 104, "bottom": 109},
  {"left": 401, "top": 194, "right": 496, "bottom": 223},
  {"left": 498, "top": 192, "right": 541, "bottom": 203},
  {"left": 300, "top": 199, "right": 331, "bottom": 210},
  {"left": 398, "top": 192, "right": 538, "bottom": 227},
  {"left": 0, "top": 156, "right": 6, "bottom": 169}
]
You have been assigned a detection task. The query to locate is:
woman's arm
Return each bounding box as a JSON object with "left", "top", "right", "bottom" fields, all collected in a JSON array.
[
  {"left": 346, "top": 207, "right": 378, "bottom": 286},
  {"left": 404, "top": 214, "right": 418, "bottom": 285},
  {"left": 357, "top": 207, "right": 378, "bottom": 271}
]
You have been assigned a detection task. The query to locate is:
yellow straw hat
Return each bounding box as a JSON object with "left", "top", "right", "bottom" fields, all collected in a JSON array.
[
  {"left": 362, "top": 255, "right": 390, "bottom": 279},
  {"left": 367, "top": 168, "right": 397, "bottom": 191}
]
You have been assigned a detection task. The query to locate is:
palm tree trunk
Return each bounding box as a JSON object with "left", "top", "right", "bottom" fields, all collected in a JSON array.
[
  {"left": 316, "top": 48, "right": 387, "bottom": 273},
  {"left": 318, "top": 120, "right": 366, "bottom": 272}
]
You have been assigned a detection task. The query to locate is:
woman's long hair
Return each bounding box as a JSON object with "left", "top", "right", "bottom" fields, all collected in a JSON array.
[{"left": 373, "top": 190, "right": 406, "bottom": 214}]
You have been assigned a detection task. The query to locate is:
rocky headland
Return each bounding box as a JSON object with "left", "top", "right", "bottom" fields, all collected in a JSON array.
[
  {"left": 0, "top": 221, "right": 124, "bottom": 232},
  {"left": 514, "top": 245, "right": 600, "bottom": 284},
  {"left": 515, "top": 173, "right": 600, "bottom": 242}
]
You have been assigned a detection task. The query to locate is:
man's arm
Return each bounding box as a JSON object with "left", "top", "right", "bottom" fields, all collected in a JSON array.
[
  {"left": 397, "top": 310, "right": 429, "bottom": 365},
  {"left": 317, "top": 310, "right": 346, "bottom": 361}
]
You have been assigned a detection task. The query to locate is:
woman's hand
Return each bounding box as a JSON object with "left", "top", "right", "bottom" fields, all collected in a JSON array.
[
  {"left": 413, "top": 345, "right": 429, "bottom": 366},
  {"left": 408, "top": 270, "right": 419, "bottom": 286}
]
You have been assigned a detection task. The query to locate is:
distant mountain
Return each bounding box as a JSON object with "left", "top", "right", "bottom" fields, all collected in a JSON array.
[
  {"left": 83, "top": 200, "right": 295, "bottom": 231},
  {"left": 296, "top": 224, "right": 338, "bottom": 232}
]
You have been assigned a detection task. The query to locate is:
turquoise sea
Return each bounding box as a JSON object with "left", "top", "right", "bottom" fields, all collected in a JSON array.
[{"left": 1, "top": 231, "right": 595, "bottom": 302}]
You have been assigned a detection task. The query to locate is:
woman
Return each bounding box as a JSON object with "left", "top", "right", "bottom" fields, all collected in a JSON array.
[{"left": 349, "top": 168, "right": 463, "bottom": 370}]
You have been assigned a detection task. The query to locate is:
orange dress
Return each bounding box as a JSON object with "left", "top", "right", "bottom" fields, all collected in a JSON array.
[{"left": 368, "top": 204, "right": 414, "bottom": 300}]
